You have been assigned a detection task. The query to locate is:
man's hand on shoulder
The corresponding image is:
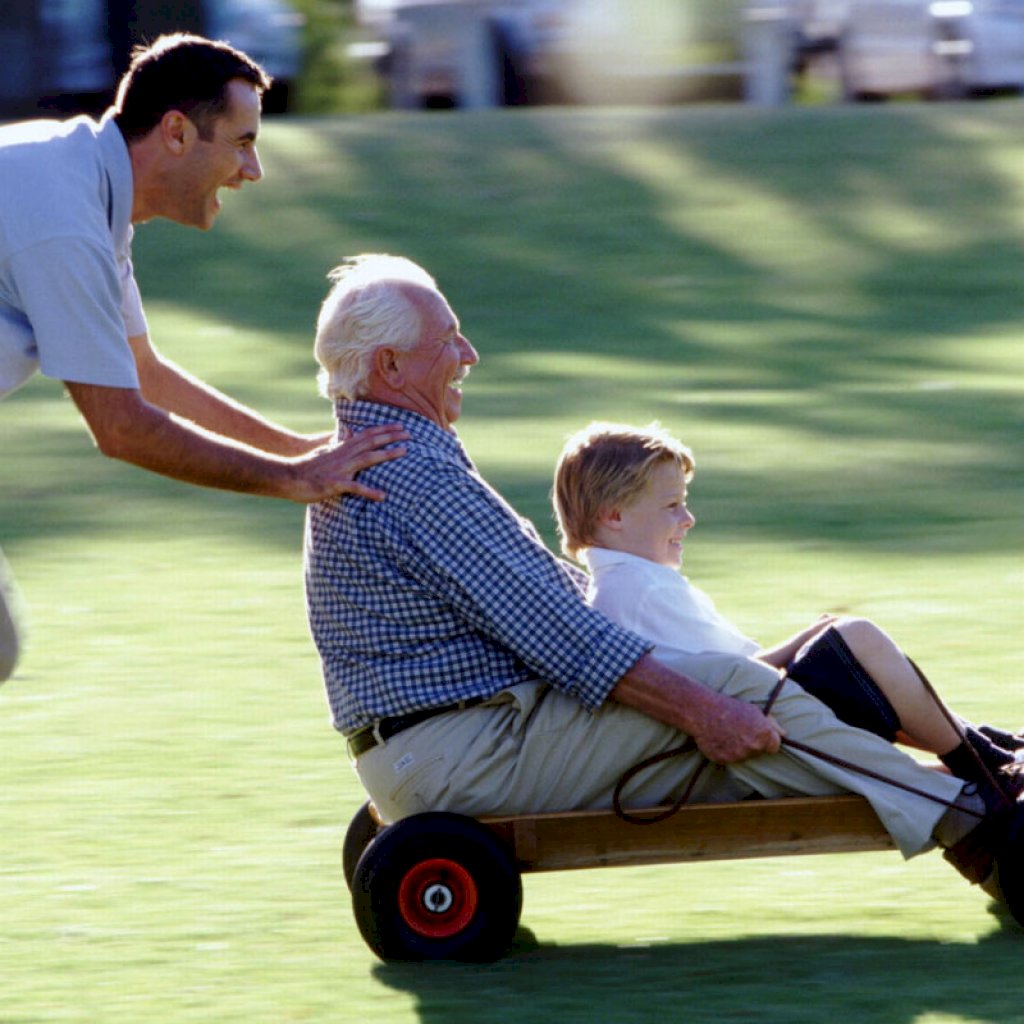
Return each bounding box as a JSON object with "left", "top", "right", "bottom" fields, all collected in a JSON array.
[{"left": 281, "top": 425, "right": 408, "bottom": 503}]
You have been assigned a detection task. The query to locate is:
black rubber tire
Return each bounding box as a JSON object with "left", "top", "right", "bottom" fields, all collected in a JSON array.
[
  {"left": 351, "top": 812, "right": 522, "bottom": 962},
  {"left": 343, "top": 801, "right": 383, "bottom": 892}
]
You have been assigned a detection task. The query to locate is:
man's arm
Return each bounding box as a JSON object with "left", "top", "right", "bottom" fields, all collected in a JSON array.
[
  {"left": 129, "top": 332, "right": 328, "bottom": 457},
  {"left": 66, "top": 381, "right": 406, "bottom": 503},
  {"left": 610, "top": 653, "right": 784, "bottom": 763}
]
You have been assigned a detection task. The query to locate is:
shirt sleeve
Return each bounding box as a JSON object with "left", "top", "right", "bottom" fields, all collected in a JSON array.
[
  {"left": 629, "top": 583, "right": 758, "bottom": 656},
  {"left": 7, "top": 236, "right": 139, "bottom": 389},
  {"left": 394, "top": 464, "right": 651, "bottom": 711},
  {"left": 118, "top": 256, "right": 148, "bottom": 340},
  {"left": 590, "top": 563, "right": 759, "bottom": 658}
]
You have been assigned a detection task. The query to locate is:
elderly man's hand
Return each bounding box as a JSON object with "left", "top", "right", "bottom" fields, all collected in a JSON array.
[
  {"left": 285, "top": 424, "right": 408, "bottom": 503},
  {"left": 611, "top": 653, "right": 785, "bottom": 764},
  {"left": 689, "top": 693, "right": 784, "bottom": 764}
]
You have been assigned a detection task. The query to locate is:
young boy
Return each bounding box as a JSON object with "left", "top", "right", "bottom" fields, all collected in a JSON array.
[{"left": 553, "top": 420, "right": 1020, "bottom": 792}]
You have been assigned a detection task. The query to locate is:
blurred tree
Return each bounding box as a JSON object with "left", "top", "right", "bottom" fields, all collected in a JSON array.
[{"left": 287, "top": 0, "right": 386, "bottom": 113}]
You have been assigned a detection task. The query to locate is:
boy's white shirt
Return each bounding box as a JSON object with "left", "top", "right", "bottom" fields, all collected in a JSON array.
[{"left": 583, "top": 547, "right": 760, "bottom": 659}]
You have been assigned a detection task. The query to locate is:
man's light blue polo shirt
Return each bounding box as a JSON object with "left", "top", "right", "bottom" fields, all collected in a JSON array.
[{"left": 0, "top": 111, "right": 145, "bottom": 399}]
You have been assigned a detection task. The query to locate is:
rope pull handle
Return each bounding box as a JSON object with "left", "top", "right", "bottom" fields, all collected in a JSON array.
[
  {"left": 612, "top": 666, "right": 986, "bottom": 826},
  {"left": 611, "top": 675, "right": 789, "bottom": 825}
]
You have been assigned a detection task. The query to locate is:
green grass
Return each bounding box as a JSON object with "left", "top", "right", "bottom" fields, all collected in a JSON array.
[{"left": 4, "top": 101, "right": 1024, "bottom": 1022}]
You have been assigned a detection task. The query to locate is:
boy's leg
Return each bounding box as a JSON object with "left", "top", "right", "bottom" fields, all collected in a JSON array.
[
  {"left": 648, "top": 651, "right": 966, "bottom": 858},
  {"left": 832, "top": 618, "right": 961, "bottom": 752},
  {"left": 788, "top": 623, "right": 1018, "bottom": 797}
]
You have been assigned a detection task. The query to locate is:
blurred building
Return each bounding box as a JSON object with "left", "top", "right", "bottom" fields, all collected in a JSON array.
[
  {"left": 0, "top": 0, "right": 304, "bottom": 120},
  {"left": 349, "top": 0, "right": 770, "bottom": 109},
  {"left": 835, "top": 0, "right": 1024, "bottom": 100},
  {"left": 349, "top": 0, "right": 1024, "bottom": 109}
]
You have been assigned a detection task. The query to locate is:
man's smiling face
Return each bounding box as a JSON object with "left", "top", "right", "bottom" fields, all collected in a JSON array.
[
  {"left": 174, "top": 78, "right": 263, "bottom": 230},
  {"left": 395, "top": 286, "right": 479, "bottom": 431}
]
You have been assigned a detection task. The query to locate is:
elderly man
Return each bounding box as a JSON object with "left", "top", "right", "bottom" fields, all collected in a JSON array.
[
  {"left": 0, "top": 35, "right": 404, "bottom": 682},
  {"left": 304, "top": 254, "right": 1022, "bottom": 907}
]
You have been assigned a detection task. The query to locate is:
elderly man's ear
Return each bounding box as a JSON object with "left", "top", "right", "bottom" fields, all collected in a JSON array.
[{"left": 372, "top": 347, "right": 404, "bottom": 389}]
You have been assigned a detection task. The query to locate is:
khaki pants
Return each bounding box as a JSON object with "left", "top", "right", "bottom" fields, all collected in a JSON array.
[
  {"left": 0, "top": 547, "right": 22, "bottom": 683},
  {"left": 355, "top": 650, "right": 965, "bottom": 859}
]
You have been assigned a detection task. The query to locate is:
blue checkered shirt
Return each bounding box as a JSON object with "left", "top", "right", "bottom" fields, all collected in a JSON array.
[{"left": 304, "top": 401, "right": 652, "bottom": 735}]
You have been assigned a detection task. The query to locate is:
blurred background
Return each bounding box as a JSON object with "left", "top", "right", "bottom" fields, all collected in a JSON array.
[{"left": 4, "top": 0, "right": 1024, "bottom": 120}]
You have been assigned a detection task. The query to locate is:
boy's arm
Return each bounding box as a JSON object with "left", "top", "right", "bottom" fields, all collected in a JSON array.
[{"left": 757, "top": 614, "right": 837, "bottom": 669}]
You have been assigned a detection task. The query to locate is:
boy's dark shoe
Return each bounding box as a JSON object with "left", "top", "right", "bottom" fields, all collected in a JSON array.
[{"left": 979, "top": 724, "right": 1024, "bottom": 752}]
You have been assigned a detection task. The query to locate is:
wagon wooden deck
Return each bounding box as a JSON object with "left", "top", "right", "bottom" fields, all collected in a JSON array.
[
  {"left": 347, "top": 795, "right": 897, "bottom": 961},
  {"left": 483, "top": 794, "right": 895, "bottom": 874}
]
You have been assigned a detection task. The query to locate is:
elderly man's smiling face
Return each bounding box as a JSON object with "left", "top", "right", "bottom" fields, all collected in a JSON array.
[{"left": 395, "top": 286, "right": 478, "bottom": 431}]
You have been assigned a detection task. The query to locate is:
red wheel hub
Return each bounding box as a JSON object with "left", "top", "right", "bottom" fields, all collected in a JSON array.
[{"left": 398, "top": 858, "right": 478, "bottom": 939}]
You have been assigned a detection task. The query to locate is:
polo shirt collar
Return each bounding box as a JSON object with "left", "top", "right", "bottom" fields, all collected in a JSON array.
[{"left": 97, "top": 111, "right": 133, "bottom": 256}]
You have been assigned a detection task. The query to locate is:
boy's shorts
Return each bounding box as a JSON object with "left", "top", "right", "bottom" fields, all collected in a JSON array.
[{"left": 786, "top": 626, "right": 901, "bottom": 741}]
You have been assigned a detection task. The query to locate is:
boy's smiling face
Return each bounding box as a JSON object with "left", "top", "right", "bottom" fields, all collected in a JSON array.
[{"left": 603, "top": 459, "right": 695, "bottom": 568}]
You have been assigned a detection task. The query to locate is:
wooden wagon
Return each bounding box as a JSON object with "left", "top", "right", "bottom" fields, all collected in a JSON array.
[{"left": 343, "top": 794, "right": 895, "bottom": 961}]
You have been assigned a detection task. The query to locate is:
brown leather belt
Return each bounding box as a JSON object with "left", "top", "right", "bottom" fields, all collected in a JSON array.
[{"left": 346, "top": 696, "right": 488, "bottom": 758}]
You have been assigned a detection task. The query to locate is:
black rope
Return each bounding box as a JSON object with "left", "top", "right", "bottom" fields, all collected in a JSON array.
[
  {"left": 612, "top": 675, "right": 789, "bottom": 825},
  {"left": 779, "top": 735, "right": 983, "bottom": 818},
  {"left": 612, "top": 738, "right": 704, "bottom": 825}
]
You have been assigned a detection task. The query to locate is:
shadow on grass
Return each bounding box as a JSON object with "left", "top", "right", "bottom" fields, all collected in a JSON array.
[
  {"left": 6, "top": 105, "right": 1024, "bottom": 557},
  {"left": 136, "top": 106, "right": 1024, "bottom": 381},
  {"left": 374, "top": 914, "right": 1024, "bottom": 1024}
]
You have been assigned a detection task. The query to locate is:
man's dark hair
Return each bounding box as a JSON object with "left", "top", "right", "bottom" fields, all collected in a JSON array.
[{"left": 113, "top": 33, "right": 272, "bottom": 143}]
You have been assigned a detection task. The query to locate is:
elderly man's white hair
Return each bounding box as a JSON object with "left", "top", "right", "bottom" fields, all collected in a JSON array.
[{"left": 315, "top": 254, "right": 439, "bottom": 401}]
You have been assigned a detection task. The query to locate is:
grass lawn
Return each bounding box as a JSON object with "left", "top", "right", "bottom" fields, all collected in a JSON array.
[{"left": 4, "top": 100, "right": 1024, "bottom": 1023}]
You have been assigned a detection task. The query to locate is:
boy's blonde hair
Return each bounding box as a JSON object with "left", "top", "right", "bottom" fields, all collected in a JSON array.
[{"left": 553, "top": 421, "right": 694, "bottom": 560}]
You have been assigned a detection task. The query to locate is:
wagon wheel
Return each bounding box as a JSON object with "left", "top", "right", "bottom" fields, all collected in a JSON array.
[
  {"left": 351, "top": 812, "right": 522, "bottom": 962},
  {"left": 343, "top": 801, "right": 383, "bottom": 892}
]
